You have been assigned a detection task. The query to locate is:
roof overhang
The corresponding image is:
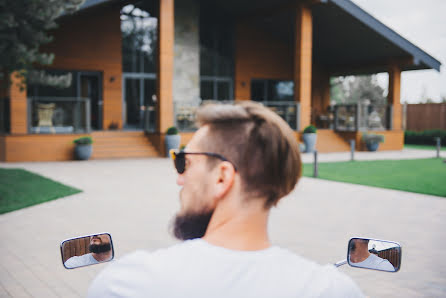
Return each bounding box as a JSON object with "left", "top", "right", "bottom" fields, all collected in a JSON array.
[{"left": 68, "top": 0, "right": 442, "bottom": 75}]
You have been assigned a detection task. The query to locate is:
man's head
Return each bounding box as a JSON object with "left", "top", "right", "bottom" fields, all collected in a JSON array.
[
  {"left": 172, "top": 101, "right": 302, "bottom": 240},
  {"left": 89, "top": 234, "right": 112, "bottom": 254}
]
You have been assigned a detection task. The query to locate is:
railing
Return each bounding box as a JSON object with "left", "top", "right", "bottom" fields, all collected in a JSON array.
[
  {"left": 142, "top": 104, "right": 157, "bottom": 133},
  {"left": 28, "top": 97, "right": 91, "bottom": 134},
  {"left": 174, "top": 100, "right": 300, "bottom": 132},
  {"left": 333, "top": 103, "right": 392, "bottom": 131}
]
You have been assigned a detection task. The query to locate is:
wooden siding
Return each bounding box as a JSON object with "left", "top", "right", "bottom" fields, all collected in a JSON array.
[
  {"left": 157, "top": 0, "right": 175, "bottom": 132},
  {"left": 234, "top": 21, "right": 293, "bottom": 100},
  {"left": 42, "top": 5, "right": 123, "bottom": 129},
  {"left": 406, "top": 103, "right": 446, "bottom": 131},
  {"left": 1, "top": 131, "right": 161, "bottom": 162},
  {"left": 9, "top": 73, "right": 28, "bottom": 134},
  {"left": 3, "top": 134, "right": 86, "bottom": 162},
  {"left": 388, "top": 65, "right": 402, "bottom": 130},
  {"left": 294, "top": 3, "right": 313, "bottom": 130}
]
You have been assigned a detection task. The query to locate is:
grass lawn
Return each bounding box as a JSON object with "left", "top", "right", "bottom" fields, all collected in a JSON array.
[
  {"left": 303, "top": 158, "right": 446, "bottom": 197},
  {"left": 404, "top": 144, "right": 446, "bottom": 151},
  {"left": 0, "top": 168, "right": 81, "bottom": 214}
]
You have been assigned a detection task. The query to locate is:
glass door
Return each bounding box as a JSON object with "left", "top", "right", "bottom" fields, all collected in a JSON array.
[
  {"left": 79, "top": 72, "right": 102, "bottom": 130},
  {"left": 123, "top": 76, "right": 156, "bottom": 131}
]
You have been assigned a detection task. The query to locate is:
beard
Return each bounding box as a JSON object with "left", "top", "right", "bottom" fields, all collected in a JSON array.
[
  {"left": 89, "top": 243, "right": 112, "bottom": 254},
  {"left": 172, "top": 209, "right": 214, "bottom": 240}
]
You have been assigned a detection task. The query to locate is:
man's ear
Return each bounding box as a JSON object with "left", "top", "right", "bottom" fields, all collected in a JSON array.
[{"left": 213, "top": 161, "right": 236, "bottom": 201}]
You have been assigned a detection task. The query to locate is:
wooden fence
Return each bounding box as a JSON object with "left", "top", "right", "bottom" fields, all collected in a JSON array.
[
  {"left": 405, "top": 103, "right": 446, "bottom": 131},
  {"left": 62, "top": 236, "right": 91, "bottom": 263},
  {"left": 378, "top": 247, "right": 401, "bottom": 269}
]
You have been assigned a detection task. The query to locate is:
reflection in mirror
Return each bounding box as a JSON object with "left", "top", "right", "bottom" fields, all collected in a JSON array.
[
  {"left": 348, "top": 238, "right": 401, "bottom": 272},
  {"left": 60, "top": 233, "right": 114, "bottom": 269}
]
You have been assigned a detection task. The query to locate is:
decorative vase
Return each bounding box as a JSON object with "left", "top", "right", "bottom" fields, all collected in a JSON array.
[
  {"left": 165, "top": 134, "right": 181, "bottom": 157},
  {"left": 74, "top": 144, "right": 92, "bottom": 160},
  {"left": 366, "top": 142, "right": 379, "bottom": 152},
  {"left": 303, "top": 133, "right": 317, "bottom": 153}
]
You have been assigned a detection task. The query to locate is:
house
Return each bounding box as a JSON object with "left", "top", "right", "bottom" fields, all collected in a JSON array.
[{"left": 0, "top": 0, "right": 441, "bottom": 161}]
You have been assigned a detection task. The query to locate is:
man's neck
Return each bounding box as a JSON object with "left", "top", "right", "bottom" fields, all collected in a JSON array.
[
  {"left": 92, "top": 251, "right": 112, "bottom": 262},
  {"left": 203, "top": 202, "right": 271, "bottom": 251}
]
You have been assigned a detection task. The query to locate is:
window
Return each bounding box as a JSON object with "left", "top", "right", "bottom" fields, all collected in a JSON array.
[
  {"left": 199, "top": 8, "right": 234, "bottom": 100},
  {"left": 251, "top": 79, "right": 294, "bottom": 102}
]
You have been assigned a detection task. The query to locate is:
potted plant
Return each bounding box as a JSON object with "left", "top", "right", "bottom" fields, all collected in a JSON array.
[
  {"left": 73, "top": 136, "right": 93, "bottom": 160},
  {"left": 302, "top": 125, "right": 317, "bottom": 153},
  {"left": 165, "top": 126, "right": 181, "bottom": 157},
  {"left": 362, "top": 133, "right": 385, "bottom": 151}
]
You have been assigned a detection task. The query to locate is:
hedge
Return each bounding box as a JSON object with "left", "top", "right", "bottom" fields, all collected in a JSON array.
[{"left": 404, "top": 130, "right": 446, "bottom": 145}]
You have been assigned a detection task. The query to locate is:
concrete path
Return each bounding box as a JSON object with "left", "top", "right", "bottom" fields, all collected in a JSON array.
[{"left": 0, "top": 151, "right": 445, "bottom": 297}]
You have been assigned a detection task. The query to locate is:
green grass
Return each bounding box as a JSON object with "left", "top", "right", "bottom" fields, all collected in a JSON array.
[
  {"left": 0, "top": 168, "right": 82, "bottom": 214},
  {"left": 404, "top": 144, "right": 446, "bottom": 151},
  {"left": 303, "top": 158, "right": 446, "bottom": 197}
]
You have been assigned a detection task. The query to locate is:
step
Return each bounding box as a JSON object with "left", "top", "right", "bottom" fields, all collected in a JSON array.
[
  {"left": 91, "top": 131, "right": 146, "bottom": 137},
  {"left": 92, "top": 150, "right": 160, "bottom": 159}
]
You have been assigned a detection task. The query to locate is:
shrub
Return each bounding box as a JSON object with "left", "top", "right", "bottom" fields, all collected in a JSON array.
[
  {"left": 404, "top": 130, "right": 446, "bottom": 145},
  {"left": 73, "top": 136, "right": 93, "bottom": 145},
  {"left": 303, "top": 125, "right": 317, "bottom": 134},
  {"left": 362, "top": 133, "right": 385, "bottom": 144},
  {"left": 166, "top": 126, "right": 179, "bottom": 135}
]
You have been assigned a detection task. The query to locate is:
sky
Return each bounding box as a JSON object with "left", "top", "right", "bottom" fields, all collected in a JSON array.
[{"left": 351, "top": 0, "right": 446, "bottom": 103}]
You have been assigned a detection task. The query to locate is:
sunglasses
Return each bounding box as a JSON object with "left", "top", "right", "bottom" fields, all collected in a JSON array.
[{"left": 169, "top": 149, "right": 237, "bottom": 174}]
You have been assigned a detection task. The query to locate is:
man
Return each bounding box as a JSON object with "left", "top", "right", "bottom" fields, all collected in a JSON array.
[
  {"left": 349, "top": 239, "right": 395, "bottom": 271},
  {"left": 88, "top": 102, "right": 363, "bottom": 297},
  {"left": 64, "top": 234, "right": 113, "bottom": 269}
]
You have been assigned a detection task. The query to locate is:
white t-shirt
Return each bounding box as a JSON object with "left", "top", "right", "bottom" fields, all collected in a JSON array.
[
  {"left": 65, "top": 253, "right": 99, "bottom": 269},
  {"left": 87, "top": 239, "right": 363, "bottom": 297},
  {"left": 351, "top": 254, "right": 395, "bottom": 271}
]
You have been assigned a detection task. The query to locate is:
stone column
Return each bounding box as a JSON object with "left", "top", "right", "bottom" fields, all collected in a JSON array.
[{"left": 173, "top": 0, "right": 200, "bottom": 104}]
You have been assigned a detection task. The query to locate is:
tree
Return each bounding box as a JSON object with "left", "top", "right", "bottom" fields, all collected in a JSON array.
[
  {"left": 0, "top": 0, "right": 85, "bottom": 89},
  {"left": 330, "top": 75, "right": 387, "bottom": 105}
]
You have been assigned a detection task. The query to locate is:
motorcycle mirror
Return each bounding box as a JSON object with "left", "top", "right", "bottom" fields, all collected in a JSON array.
[
  {"left": 347, "top": 237, "right": 401, "bottom": 272},
  {"left": 60, "top": 233, "right": 114, "bottom": 269}
]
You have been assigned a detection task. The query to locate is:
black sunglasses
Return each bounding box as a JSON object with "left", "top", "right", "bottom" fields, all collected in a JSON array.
[{"left": 169, "top": 149, "right": 237, "bottom": 174}]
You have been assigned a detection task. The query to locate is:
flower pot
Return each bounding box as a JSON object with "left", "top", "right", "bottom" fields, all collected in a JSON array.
[
  {"left": 74, "top": 144, "right": 92, "bottom": 160},
  {"left": 365, "top": 142, "right": 379, "bottom": 152},
  {"left": 303, "top": 133, "right": 317, "bottom": 153},
  {"left": 165, "top": 134, "right": 181, "bottom": 157}
]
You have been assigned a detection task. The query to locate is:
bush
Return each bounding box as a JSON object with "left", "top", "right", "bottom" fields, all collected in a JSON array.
[
  {"left": 404, "top": 130, "right": 446, "bottom": 145},
  {"left": 166, "top": 126, "right": 179, "bottom": 135},
  {"left": 362, "top": 133, "right": 384, "bottom": 144},
  {"left": 303, "top": 125, "right": 317, "bottom": 134},
  {"left": 73, "top": 136, "right": 93, "bottom": 145}
]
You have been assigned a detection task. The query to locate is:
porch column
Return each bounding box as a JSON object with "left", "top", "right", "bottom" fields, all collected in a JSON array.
[
  {"left": 388, "top": 64, "right": 402, "bottom": 130},
  {"left": 293, "top": 3, "right": 313, "bottom": 130},
  {"left": 157, "top": 0, "right": 175, "bottom": 133},
  {"left": 9, "top": 73, "right": 28, "bottom": 134}
]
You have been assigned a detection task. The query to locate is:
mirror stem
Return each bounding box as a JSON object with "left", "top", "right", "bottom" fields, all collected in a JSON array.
[{"left": 334, "top": 259, "right": 347, "bottom": 267}]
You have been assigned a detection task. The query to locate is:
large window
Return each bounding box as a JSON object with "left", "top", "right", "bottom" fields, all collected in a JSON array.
[
  {"left": 199, "top": 10, "right": 234, "bottom": 100},
  {"left": 251, "top": 79, "right": 294, "bottom": 102},
  {"left": 121, "top": 2, "right": 158, "bottom": 130}
]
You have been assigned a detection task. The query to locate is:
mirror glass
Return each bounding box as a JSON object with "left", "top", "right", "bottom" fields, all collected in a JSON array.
[
  {"left": 60, "top": 233, "right": 114, "bottom": 269},
  {"left": 348, "top": 238, "right": 401, "bottom": 272}
]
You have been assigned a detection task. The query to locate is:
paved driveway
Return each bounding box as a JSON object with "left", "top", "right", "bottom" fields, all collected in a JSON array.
[{"left": 0, "top": 156, "right": 445, "bottom": 297}]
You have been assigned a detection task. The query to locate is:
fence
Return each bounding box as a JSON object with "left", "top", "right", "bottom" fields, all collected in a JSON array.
[
  {"left": 61, "top": 237, "right": 91, "bottom": 263},
  {"left": 173, "top": 100, "right": 300, "bottom": 132},
  {"left": 334, "top": 103, "right": 392, "bottom": 131},
  {"left": 28, "top": 97, "right": 91, "bottom": 134},
  {"left": 405, "top": 103, "right": 446, "bottom": 131}
]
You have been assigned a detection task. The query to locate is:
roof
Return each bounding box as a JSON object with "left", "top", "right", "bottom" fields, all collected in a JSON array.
[
  {"left": 75, "top": 0, "right": 441, "bottom": 74},
  {"left": 326, "top": 0, "right": 440, "bottom": 72}
]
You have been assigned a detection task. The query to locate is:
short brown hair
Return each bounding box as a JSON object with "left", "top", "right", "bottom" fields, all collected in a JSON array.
[{"left": 196, "top": 101, "right": 302, "bottom": 208}]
